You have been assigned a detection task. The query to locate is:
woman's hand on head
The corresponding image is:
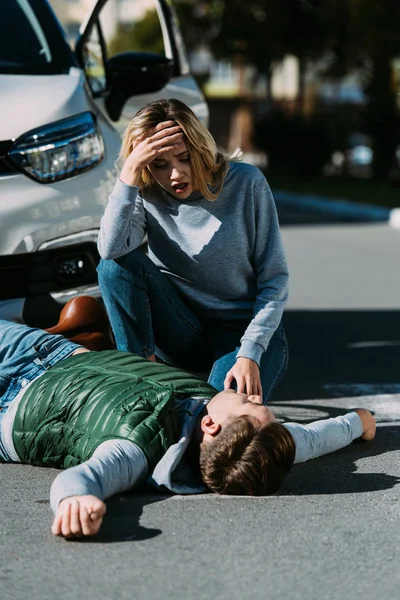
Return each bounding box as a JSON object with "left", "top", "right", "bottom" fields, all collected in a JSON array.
[
  {"left": 52, "top": 495, "right": 106, "bottom": 539},
  {"left": 120, "top": 120, "right": 183, "bottom": 187},
  {"left": 224, "top": 357, "right": 263, "bottom": 398}
]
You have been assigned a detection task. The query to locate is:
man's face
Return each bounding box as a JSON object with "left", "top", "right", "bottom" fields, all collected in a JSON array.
[
  {"left": 206, "top": 389, "right": 277, "bottom": 428},
  {"left": 148, "top": 140, "right": 196, "bottom": 200}
]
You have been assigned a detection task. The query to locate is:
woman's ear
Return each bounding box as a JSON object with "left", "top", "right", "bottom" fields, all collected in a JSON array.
[{"left": 200, "top": 414, "right": 221, "bottom": 437}]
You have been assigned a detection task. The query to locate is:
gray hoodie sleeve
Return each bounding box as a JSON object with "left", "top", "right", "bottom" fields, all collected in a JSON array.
[
  {"left": 237, "top": 179, "right": 289, "bottom": 365},
  {"left": 49, "top": 439, "right": 148, "bottom": 513},
  {"left": 284, "top": 412, "right": 364, "bottom": 464},
  {"left": 97, "top": 179, "right": 147, "bottom": 260}
]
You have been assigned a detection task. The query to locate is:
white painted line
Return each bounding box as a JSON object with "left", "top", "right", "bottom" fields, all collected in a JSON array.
[
  {"left": 323, "top": 383, "right": 400, "bottom": 396},
  {"left": 389, "top": 208, "right": 400, "bottom": 229},
  {"left": 272, "top": 392, "right": 400, "bottom": 424},
  {"left": 348, "top": 341, "right": 400, "bottom": 348}
]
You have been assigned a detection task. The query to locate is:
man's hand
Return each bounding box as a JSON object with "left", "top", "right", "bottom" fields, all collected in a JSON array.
[
  {"left": 354, "top": 409, "right": 376, "bottom": 441},
  {"left": 52, "top": 495, "right": 106, "bottom": 539},
  {"left": 224, "top": 357, "right": 262, "bottom": 397},
  {"left": 120, "top": 120, "right": 183, "bottom": 186}
]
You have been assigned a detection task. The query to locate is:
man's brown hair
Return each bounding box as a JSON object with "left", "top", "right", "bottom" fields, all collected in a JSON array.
[{"left": 199, "top": 416, "right": 296, "bottom": 495}]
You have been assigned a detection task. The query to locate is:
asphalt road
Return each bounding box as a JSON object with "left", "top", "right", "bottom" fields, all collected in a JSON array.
[{"left": 2, "top": 206, "right": 400, "bottom": 600}]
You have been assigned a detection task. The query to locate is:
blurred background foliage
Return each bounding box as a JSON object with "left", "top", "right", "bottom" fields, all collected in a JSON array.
[
  {"left": 51, "top": 0, "right": 400, "bottom": 200},
  {"left": 108, "top": 10, "right": 165, "bottom": 56},
  {"left": 173, "top": 0, "right": 400, "bottom": 196}
]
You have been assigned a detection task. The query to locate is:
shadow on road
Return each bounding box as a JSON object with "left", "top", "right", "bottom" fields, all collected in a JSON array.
[
  {"left": 272, "top": 310, "right": 400, "bottom": 402},
  {"left": 82, "top": 492, "right": 170, "bottom": 544},
  {"left": 280, "top": 425, "right": 400, "bottom": 496}
]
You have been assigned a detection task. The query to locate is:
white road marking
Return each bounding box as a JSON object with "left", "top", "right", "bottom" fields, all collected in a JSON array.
[
  {"left": 324, "top": 383, "right": 400, "bottom": 396},
  {"left": 272, "top": 392, "right": 400, "bottom": 423}
]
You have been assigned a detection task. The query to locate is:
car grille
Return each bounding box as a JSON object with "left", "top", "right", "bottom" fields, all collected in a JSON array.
[{"left": 0, "top": 241, "right": 100, "bottom": 300}]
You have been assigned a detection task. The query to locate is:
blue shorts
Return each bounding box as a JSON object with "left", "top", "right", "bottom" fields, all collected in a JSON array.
[{"left": 0, "top": 320, "right": 83, "bottom": 461}]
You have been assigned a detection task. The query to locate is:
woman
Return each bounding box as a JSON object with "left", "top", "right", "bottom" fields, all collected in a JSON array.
[{"left": 97, "top": 98, "right": 288, "bottom": 403}]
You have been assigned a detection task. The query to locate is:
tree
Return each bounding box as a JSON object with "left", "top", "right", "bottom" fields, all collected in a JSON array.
[
  {"left": 108, "top": 9, "right": 164, "bottom": 57},
  {"left": 173, "top": 1, "right": 214, "bottom": 53},
  {"left": 209, "top": 0, "right": 331, "bottom": 109},
  {"left": 208, "top": 0, "right": 400, "bottom": 178},
  {"left": 326, "top": 0, "right": 400, "bottom": 179}
]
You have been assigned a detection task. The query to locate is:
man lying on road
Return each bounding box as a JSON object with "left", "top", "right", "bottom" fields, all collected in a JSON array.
[{"left": 0, "top": 319, "right": 376, "bottom": 539}]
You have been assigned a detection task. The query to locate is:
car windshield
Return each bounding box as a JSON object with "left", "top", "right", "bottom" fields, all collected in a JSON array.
[{"left": 0, "top": 0, "right": 75, "bottom": 75}]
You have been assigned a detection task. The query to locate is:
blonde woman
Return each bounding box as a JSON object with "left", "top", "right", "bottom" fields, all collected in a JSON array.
[{"left": 97, "top": 98, "right": 288, "bottom": 403}]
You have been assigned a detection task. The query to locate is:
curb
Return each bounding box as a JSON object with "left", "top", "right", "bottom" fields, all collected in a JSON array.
[{"left": 274, "top": 189, "right": 400, "bottom": 227}]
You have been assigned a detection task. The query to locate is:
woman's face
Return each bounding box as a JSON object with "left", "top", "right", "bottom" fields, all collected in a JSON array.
[{"left": 147, "top": 140, "right": 197, "bottom": 199}]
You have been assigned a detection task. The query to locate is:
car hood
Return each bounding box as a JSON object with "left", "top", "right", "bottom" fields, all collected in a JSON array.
[{"left": 0, "top": 68, "right": 91, "bottom": 140}]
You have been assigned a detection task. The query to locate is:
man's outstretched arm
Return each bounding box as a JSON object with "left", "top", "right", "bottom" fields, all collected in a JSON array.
[
  {"left": 284, "top": 409, "right": 376, "bottom": 465},
  {"left": 50, "top": 439, "right": 148, "bottom": 539}
]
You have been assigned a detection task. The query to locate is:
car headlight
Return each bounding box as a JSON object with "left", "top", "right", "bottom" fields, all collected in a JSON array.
[{"left": 8, "top": 112, "right": 104, "bottom": 183}]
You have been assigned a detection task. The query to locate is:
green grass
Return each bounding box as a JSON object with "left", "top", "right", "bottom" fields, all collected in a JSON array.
[{"left": 265, "top": 172, "right": 400, "bottom": 209}]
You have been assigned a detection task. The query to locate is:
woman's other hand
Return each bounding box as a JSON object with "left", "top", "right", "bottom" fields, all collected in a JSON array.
[
  {"left": 120, "top": 120, "right": 183, "bottom": 186},
  {"left": 224, "top": 357, "right": 263, "bottom": 398},
  {"left": 52, "top": 495, "right": 106, "bottom": 539}
]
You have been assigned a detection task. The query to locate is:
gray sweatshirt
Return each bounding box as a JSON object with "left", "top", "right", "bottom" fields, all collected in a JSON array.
[{"left": 98, "top": 162, "right": 289, "bottom": 365}]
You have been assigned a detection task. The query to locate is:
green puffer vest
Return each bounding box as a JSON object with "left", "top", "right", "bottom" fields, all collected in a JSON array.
[{"left": 12, "top": 351, "right": 217, "bottom": 471}]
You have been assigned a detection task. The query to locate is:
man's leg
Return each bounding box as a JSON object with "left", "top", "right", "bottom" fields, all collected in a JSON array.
[
  {"left": 0, "top": 320, "right": 84, "bottom": 382},
  {"left": 97, "top": 250, "right": 209, "bottom": 368},
  {"left": 207, "top": 322, "right": 289, "bottom": 404},
  {"left": 0, "top": 320, "right": 84, "bottom": 462}
]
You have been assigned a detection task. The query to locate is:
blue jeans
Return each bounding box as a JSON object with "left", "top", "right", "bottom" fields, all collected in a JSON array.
[
  {"left": 97, "top": 250, "right": 288, "bottom": 403},
  {"left": 0, "top": 320, "right": 82, "bottom": 462}
]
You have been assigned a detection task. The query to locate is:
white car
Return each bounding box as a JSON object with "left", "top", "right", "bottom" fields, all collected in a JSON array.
[{"left": 0, "top": 0, "right": 208, "bottom": 327}]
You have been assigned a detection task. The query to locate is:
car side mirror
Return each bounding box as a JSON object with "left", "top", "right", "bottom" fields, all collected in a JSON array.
[{"left": 105, "top": 52, "right": 174, "bottom": 121}]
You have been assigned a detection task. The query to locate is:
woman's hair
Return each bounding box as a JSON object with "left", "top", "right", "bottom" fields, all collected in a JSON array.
[
  {"left": 119, "top": 98, "right": 229, "bottom": 200},
  {"left": 199, "top": 416, "right": 296, "bottom": 496}
]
